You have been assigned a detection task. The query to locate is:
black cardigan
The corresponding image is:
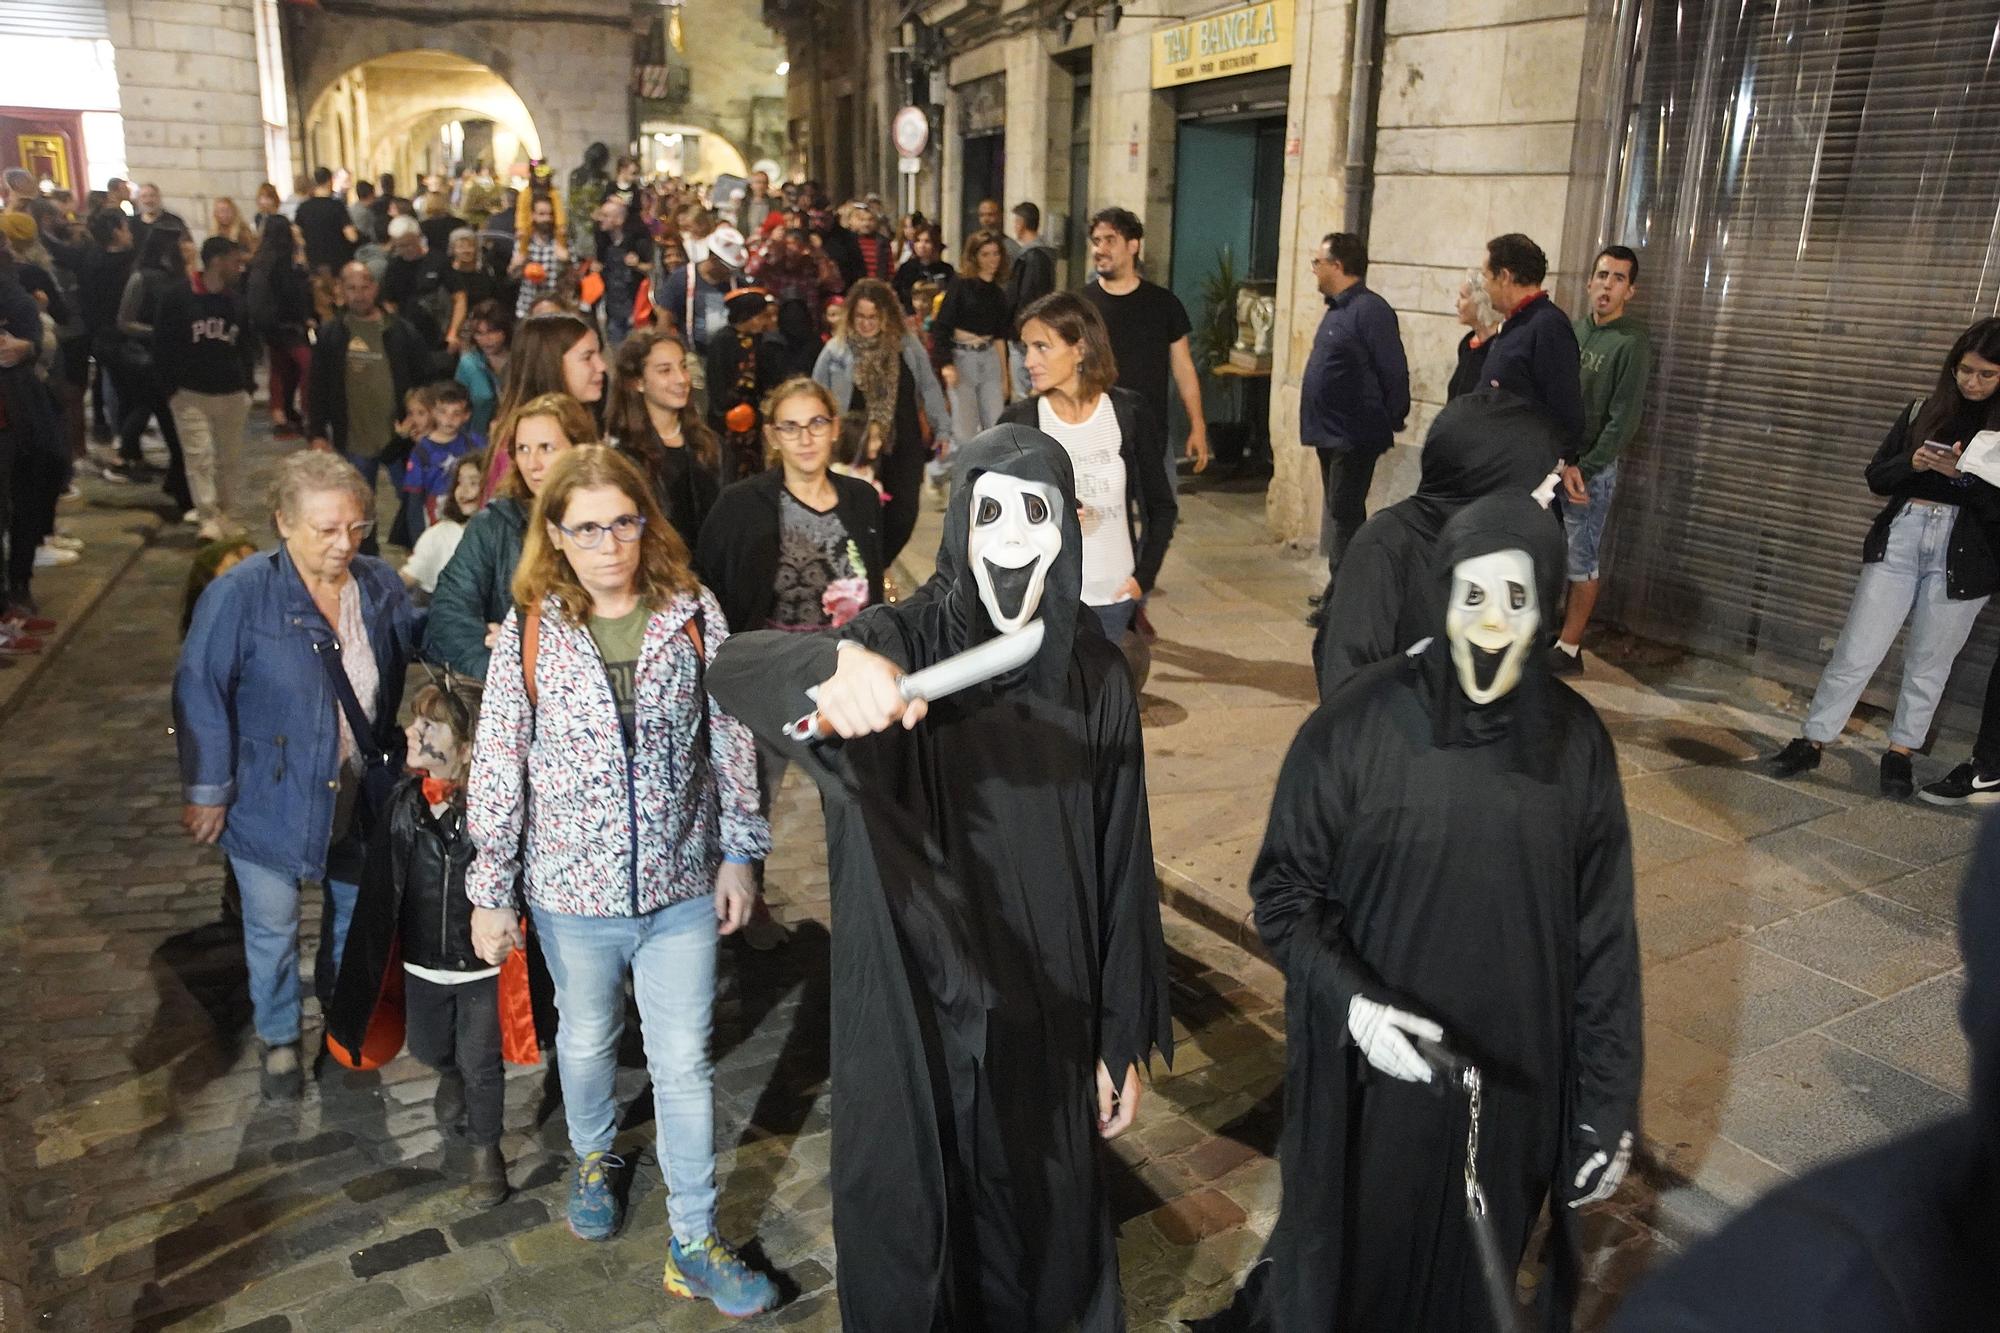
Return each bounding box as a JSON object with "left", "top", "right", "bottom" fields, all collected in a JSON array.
[
  {"left": 1000, "top": 387, "right": 1179, "bottom": 593},
  {"left": 1861, "top": 399, "right": 2000, "bottom": 601},
  {"left": 694, "top": 468, "right": 887, "bottom": 635}
]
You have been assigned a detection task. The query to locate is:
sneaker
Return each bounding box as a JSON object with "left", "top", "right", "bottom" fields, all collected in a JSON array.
[
  {"left": 4, "top": 613, "right": 56, "bottom": 635},
  {"left": 1767, "top": 738, "right": 1822, "bottom": 778},
  {"left": 260, "top": 1041, "right": 303, "bottom": 1101},
  {"left": 1547, "top": 644, "right": 1584, "bottom": 677},
  {"left": 99, "top": 461, "right": 153, "bottom": 484},
  {"left": 1921, "top": 762, "right": 2000, "bottom": 806},
  {"left": 45, "top": 534, "right": 83, "bottom": 552},
  {"left": 33, "top": 545, "right": 79, "bottom": 568},
  {"left": 567, "top": 1151, "right": 624, "bottom": 1240},
  {"left": 60, "top": 483, "right": 81, "bottom": 502},
  {"left": 182, "top": 509, "right": 201, "bottom": 526},
  {"left": 0, "top": 631, "right": 46, "bottom": 655},
  {"left": 1880, "top": 751, "right": 1915, "bottom": 800},
  {"left": 466, "top": 1144, "right": 509, "bottom": 1209},
  {"left": 663, "top": 1234, "right": 779, "bottom": 1318}
]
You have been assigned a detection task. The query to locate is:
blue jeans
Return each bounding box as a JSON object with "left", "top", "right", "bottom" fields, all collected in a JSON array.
[
  {"left": 1561, "top": 462, "right": 1620, "bottom": 582},
  {"left": 532, "top": 895, "right": 720, "bottom": 1244},
  {"left": 229, "top": 856, "right": 358, "bottom": 1047},
  {"left": 1804, "top": 502, "right": 1989, "bottom": 749},
  {"left": 1092, "top": 600, "right": 1139, "bottom": 639},
  {"left": 949, "top": 342, "right": 1006, "bottom": 442}
]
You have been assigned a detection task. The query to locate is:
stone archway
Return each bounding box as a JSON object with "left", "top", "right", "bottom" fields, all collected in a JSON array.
[
  {"left": 305, "top": 52, "right": 543, "bottom": 186},
  {"left": 290, "top": 8, "right": 630, "bottom": 177}
]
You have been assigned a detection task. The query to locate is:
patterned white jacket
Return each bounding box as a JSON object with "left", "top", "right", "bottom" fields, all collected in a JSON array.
[{"left": 466, "top": 588, "right": 770, "bottom": 917}]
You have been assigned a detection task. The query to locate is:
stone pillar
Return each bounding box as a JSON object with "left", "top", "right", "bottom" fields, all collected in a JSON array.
[
  {"left": 1089, "top": 26, "right": 1176, "bottom": 268},
  {"left": 1362, "top": 0, "right": 1591, "bottom": 506},
  {"left": 1266, "top": 0, "right": 1358, "bottom": 548},
  {"left": 106, "top": 0, "right": 271, "bottom": 232}
]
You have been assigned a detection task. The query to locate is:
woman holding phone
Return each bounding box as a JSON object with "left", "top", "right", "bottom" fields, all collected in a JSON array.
[{"left": 1769, "top": 318, "right": 2000, "bottom": 798}]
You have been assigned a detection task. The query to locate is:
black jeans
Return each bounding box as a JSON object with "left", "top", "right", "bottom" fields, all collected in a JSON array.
[
  {"left": 1974, "top": 664, "right": 2000, "bottom": 771},
  {"left": 404, "top": 971, "right": 505, "bottom": 1148},
  {"left": 1317, "top": 446, "right": 1380, "bottom": 577}
]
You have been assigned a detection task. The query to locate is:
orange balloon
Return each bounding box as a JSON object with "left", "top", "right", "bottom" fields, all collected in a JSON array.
[
  {"left": 523, "top": 262, "right": 547, "bottom": 283},
  {"left": 724, "top": 403, "right": 757, "bottom": 434}
]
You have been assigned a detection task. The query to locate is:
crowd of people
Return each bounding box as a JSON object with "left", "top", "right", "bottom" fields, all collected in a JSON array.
[{"left": 0, "top": 134, "right": 1987, "bottom": 1328}]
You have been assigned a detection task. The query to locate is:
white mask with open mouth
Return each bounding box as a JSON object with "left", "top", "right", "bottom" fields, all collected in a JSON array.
[
  {"left": 967, "top": 472, "right": 1064, "bottom": 633},
  {"left": 1445, "top": 548, "right": 1539, "bottom": 704}
]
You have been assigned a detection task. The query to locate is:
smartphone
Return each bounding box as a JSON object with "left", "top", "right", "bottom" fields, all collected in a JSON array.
[{"left": 1919, "top": 440, "right": 1958, "bottom": 459}]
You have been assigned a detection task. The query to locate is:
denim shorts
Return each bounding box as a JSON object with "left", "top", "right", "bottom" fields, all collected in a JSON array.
[{"left": 1562, "top": 462, "right": 1619, "bottom": 582}]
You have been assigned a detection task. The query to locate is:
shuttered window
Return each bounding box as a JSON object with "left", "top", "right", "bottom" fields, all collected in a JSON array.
[
  {"left": 1603, "top": 1, "right": 2000, "bottom": 721},
  {"left": 0, "top": 0, "right": 107, "bottom": 39}
]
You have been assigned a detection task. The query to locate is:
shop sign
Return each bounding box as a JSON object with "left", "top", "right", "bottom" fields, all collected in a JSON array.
[{"left": 1150, "top": 0, "right": 1295, "bottom": 90}]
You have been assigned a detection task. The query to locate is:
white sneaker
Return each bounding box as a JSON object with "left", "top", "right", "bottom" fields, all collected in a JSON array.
[
  {"left": 182, "top": 509, "right": 200, "bottom": 526},
  {"left": 46, "top": 534, "right": 83, "bottom": 552},
  {"left": 34, "top": 545, "right": 80, "bottom": 568}
]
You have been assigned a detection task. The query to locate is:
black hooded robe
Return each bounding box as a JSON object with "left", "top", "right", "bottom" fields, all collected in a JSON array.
[
  {"left": 1314, "top": 386, "right": 1562, "bottom": 701},
  {"left": 1211, "top": 495, "right": 1641, "bottom": 1332},
  {"left": 706, "top": 426, "right": 1173, "bottom": 1333}
]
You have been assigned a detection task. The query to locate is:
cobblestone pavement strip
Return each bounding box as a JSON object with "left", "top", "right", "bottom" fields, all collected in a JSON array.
[{"left": 0, "top": 435, "right": 1985, "bottom": 1330}]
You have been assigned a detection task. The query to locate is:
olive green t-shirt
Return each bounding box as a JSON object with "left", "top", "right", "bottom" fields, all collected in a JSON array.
[
  {"left": 587, "top": 603, "right": 650, "bottom": 747},
  {"left": 342, "top": 314, "right": 396, "bottom": 459}
]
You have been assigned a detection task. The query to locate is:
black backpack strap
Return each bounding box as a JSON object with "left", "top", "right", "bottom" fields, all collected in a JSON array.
[{"left": 312, "top": 635, "right": 384, "bottom": 763}]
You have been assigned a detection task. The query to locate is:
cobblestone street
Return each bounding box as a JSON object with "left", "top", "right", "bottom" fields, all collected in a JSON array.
[{"left": 0, "top": 423, "right": 1986, "bottom": 1330}]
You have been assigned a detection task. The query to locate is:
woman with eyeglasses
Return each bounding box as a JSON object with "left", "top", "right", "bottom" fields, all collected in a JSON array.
[
  {"left": 1769, "top": 317, "right": 2000, "bottom": 800},
  {"left": 463, "top": 445, "right": 780, "bottom": 1319},
  {"left": 426, "top": 392, "right": 596, "bottom": 680},
  {"left": 174, "top": 450, "right": 421, "bottom": 1100},
  {"left": 696, "top": 378, "right": 883, "bottom": 947}
]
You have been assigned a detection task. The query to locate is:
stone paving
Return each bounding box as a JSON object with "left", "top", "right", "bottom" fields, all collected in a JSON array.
[{"left": 0, "top": 429, "right": 1987, "bottom": 1330}]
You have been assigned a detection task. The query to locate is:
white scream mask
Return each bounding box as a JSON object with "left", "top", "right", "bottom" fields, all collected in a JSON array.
[
  {"left": 1445, "top": 548, "right": 1539, "bottom": 704},
  {"left": 967, "top": 471, "right": 1064, "bottom": 633}
]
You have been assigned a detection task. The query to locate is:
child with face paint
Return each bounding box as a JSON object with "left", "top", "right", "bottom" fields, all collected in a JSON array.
[{"left": 326, "top": 680, "right": 513, "bottom": 1208}]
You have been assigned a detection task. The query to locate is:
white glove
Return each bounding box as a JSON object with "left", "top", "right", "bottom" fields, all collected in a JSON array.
[
  {"left": 1568, "top": 1125, "right": 1633, "bottom": 1207},
  {"left": 1346, "top": 995, "right": 1443, "bottom": 1083}
]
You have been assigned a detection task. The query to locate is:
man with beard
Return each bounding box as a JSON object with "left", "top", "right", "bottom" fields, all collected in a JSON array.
[
  {"left": 1314, "top": 386, "right": 1563, "bottom": 699},
  {"left": 1207, "top": 492, "right": 1641, "bottom": 1332},
  {"left": 707, "top": 424, "right": 1172, "bottom": 1333}
]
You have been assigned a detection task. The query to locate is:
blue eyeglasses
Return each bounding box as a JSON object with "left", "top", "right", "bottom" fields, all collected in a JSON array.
[{"left": 556, "top": 514, "right": 646, "bottom": 549}]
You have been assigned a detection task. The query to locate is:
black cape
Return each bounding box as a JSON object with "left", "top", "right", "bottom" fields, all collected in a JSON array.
[
  {"left": 1210, "top": 495, "right": 1641, "bottom": 1332},
  {"left": 706, "top": 425, "right": 1173, "bottom": 1333},
  {"left": 1315, "top": 387, "right": 1561, "bottom": 700},
  {"left": 1610, "top": 815, "right": 2000, "bottom": 1333}
]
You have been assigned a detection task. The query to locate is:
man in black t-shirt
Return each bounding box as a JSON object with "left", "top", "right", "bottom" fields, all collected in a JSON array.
[
  {"left": 295, "top": 167, "right": 359, "bottom": 274},
  {"left": 1079, "top": 207, "right": 1209, "bottom": 491}
]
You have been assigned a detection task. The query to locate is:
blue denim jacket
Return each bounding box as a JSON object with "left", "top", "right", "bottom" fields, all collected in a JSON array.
[{"left": 174, "top": 546, "right": 420, "bottom": 881}]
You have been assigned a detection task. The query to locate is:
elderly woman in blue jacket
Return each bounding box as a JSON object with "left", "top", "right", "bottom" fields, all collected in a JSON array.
[{"left": 175, "top": 450, "right": 420, "bottom": 1100}]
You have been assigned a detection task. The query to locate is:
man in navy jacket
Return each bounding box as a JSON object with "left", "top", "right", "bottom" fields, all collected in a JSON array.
[
  {"left": 1299, "top": 232, "right": 1410, "bottom": 602},
  {"left": 1478, "top": 232, "right": 1586, "bottom": 471}
]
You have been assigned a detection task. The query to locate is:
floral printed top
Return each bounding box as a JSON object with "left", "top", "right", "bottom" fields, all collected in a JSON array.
[{"left": 465, "top": 588, "right": 770, "bottom": 917}]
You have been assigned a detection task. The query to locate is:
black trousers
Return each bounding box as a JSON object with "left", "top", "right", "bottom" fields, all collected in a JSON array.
[
  {"left": 877, "top": 421, "right": 930, "bottom": 568},
  {"left": 404, "top": 971, "right": 506, "bottom": 1147},
  {"left": 1974, "top": 662, "right": 2000, "bottom": 770},
  {"left": 1317, "top": 447, "right": 1379, "bottom": 577}
]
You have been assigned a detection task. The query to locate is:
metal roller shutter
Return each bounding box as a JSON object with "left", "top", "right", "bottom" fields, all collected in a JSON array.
[
  {"left": 0, "top": 0, "right": 107, "bottom": 39},
  {"left": 1602, "top": 0, "right": 2000, "bottom": 724}
]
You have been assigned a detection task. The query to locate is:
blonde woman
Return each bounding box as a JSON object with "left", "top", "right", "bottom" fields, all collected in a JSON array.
[
  {"left": 425, "top": 392, "right": 595, "bottom": 679},
  {"left": 209, "top": 196, "right": 258, "bottom": 251},
  {"left": 464, "top": 445, "right": 777, "bottom": 1318}
]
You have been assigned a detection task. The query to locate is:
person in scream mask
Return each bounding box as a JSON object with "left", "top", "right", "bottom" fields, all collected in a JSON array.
[
  {"left": 1314, "top": 385, "right": 1564, "bottom": 700},
  {"left": 1203, "top": 492, "right": 1641, "bottom": 1333},
  {"left": 706, "top": 423, "right": 1173, "bottom": 1333}
]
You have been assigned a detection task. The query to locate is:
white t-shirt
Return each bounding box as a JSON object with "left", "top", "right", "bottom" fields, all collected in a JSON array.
[
  {"left": 1038, "top": 395, "right": 1135, "bottom": 606},
  {"left": 402, "top": 518, "right": 466, "bottom": 595}
]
